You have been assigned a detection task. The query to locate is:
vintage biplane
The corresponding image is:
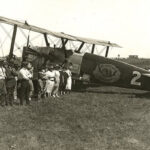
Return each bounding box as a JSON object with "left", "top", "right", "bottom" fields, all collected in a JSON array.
[{"left": 0, "top": 16, "right": 150, "bottom": 91}]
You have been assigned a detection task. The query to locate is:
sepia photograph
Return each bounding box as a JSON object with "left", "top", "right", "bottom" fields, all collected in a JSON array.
[{"left": 0, "top": 0, "right": 150, "bottom": 149}]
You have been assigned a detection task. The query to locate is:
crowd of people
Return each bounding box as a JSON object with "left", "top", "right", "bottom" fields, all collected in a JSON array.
[{"left": 0, "top": 59, "right": 72, "bottom": 106}]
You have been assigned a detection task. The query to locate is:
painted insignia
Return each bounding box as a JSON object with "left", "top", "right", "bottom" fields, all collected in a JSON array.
[{"left": 93, "top": 64, "right": 121, "bottom": 83}]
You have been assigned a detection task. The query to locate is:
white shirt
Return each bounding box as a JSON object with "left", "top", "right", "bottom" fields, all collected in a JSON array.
[
  {"left": 0, "top": 67, "right": 6, "bottom": 79},
  {"left": 54, "top": 70, "right": 60, "bottom": 81},
  {"left": 19, "top": 67, "right": 32, "bottom": 80},
  {"left": 66, "top": 69, "right": 72, "bottom": 77},
  {"left": 45, "top": 71, "right": 55, "bottom": 81}
]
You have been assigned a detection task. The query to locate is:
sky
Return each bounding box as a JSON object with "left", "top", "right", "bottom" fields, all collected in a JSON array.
[{"left": 0, "top": 0, "right": 150, "bottom": 58}]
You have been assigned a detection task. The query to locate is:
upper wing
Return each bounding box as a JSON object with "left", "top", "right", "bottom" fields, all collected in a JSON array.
[
  {"left": 64, "top": 34, "right": 121, "bottom": 47},
  {"left": 0, "top": 16, "right": 76, "bottom": 40},
  {"left": 0, "top": 16, "right": 121, "bottom": 48}
]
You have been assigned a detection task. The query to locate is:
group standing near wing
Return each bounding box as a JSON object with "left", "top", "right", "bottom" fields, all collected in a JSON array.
[{"left": 0, "top": 58, "right": 73, "bottom": 106}]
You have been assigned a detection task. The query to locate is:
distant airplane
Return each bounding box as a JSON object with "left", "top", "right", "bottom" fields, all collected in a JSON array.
[{"left": 0, "top": 16, "right": 150, "bottom": 91}]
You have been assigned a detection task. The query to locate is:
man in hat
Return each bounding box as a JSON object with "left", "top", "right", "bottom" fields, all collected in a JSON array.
[
  {"left": 0, "top": 60, "right": 7, "bottom": 106},
  {"left": 4, "top": 61, "right": 18, "bottom": 106},
  {"left": 18, "top": 61, "right": 32, "bottom": 105}
]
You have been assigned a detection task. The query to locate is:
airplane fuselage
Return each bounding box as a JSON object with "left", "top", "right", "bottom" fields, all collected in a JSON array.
[{"left": 69, "top": 53, "right": 150, "bottom": 91}]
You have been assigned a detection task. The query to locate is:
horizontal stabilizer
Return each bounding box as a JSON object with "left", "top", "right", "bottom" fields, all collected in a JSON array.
[{"left": 142, "top": 73, "right": 150, "bottom": 77}]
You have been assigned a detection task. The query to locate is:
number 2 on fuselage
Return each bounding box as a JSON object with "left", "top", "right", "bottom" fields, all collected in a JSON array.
[{"left": 130, "top": 71, "right": 141, "bottom": 86}]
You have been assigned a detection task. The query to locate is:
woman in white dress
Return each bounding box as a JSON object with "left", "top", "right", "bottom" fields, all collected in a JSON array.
[
  {"left": 52, "top": 65, "right": 60, "bottom": 97},
  {"left": 44, "top": 65, "right": 55, "bottom": 97},
  {"left": 65, "top": 68, "right": 72, "bottom": 93}
]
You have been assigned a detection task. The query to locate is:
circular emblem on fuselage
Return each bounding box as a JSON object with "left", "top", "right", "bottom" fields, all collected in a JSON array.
[{"left": 93, "top": 64, "right": 121, "bottom": 83}]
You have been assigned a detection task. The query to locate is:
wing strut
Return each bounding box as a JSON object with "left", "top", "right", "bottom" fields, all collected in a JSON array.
[
  {"left": 105, "top": 41, "right": 110, "bottom": 57},
  {"left": 61, "top": 38, "right": 67, "bottom": 58},
  {"left": 9, "top": 24, "right": 17, "bottom": 58},
  {"left": 61, "top": 39, "right": 68, "bottom": 48},
  {"left": 43, "top": 33, "right": 50, "bottom": 47},
  {"left": 26, "top": 30, "right": 30, "bottom": 47},
  {"left": 91, "top": 44, "right": 95, "bottom": 54},
  {"left": 77, "top": 42, "right": 84, "bottom": 53},
  {"left": 64, "top": 39, "right": 68, "bottom": 45},
  {"left": 105, "top": 46, "right": 110, "bottom": 57}
]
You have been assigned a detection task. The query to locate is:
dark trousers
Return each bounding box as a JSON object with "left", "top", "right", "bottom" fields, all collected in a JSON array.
[
  {"left": 20, "top": 80, "right": 30, "bottom": 105},
  {"left": 0, "top": 95, "right": 6, "bottom": 106},
  {"left": 6, "top": 87, "right": 15, "bottom": 106},
  {"left": 32, "top": 79, "right": 39, "bottom": 98},
  {"left": 0, "top": 79, "right": 7, "bottom": 106}
]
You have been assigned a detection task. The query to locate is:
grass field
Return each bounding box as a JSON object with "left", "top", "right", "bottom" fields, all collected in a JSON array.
[{"left": 0, "top": 86, "right": 150, "bottom": 150}]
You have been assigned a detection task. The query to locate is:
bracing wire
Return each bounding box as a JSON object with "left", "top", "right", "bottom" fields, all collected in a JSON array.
[
  {"left": 0, "top": 38, "right": 4, "bottom": 57},
  {"left": 98, "top": 46, "right": 107, "bottom": 55},
  {"left": 0, "top": 27, "right": 13, "bottom": 48},
  {"left": 19, "top": 28, "right": 33, "bottom": 47},
  {"left": 13, "top": 33, "right": 42, "bottom": 52},
  {"left": 0, "top": 24, "right": 20, "bottom": 49},
  {"left": 70, "top": 41, "right": 77, "bottom": 49},
  {"left": 47, "top": 36, "right": 55, "bottom": 45},
  {"left": 85, "top": 44, "right": 91, "bottom": 52},
  {"left": 56, "top": 38, "right": 62, "bottom": 47}
]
